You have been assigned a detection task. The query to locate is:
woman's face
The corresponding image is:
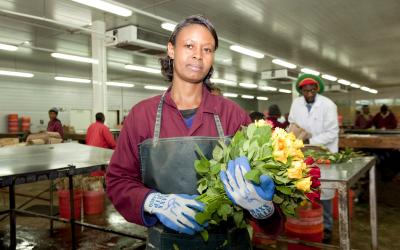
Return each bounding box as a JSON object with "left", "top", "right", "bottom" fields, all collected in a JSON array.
[{"left": 168, "top": 24, "right": 215, "bottom": 84}]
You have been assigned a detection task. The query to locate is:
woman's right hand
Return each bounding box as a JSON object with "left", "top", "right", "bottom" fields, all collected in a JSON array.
[{"left": 143, "top": 192, "right": 206, "bottom": 235}]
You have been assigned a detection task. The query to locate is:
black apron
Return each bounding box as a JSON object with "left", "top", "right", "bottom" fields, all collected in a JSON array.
[{"left": 139, "top": 93, "right": 251, "bottom": 250}]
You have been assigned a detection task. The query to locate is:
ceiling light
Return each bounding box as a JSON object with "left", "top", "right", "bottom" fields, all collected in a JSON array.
[
  {"left": 350, "top": 83, "right": 360, "bottom": 88},
  {"left": 144, "top": 85, "right": 168, "bottom": 91},
  {"left": 368, "top": 89, "right": 378, "bottom": 94},
  {"left": 338, "top": 79, "right": 351, "bottom": 85},
  {"left": 0, "top": 70, "right": 33, "bottom": 78},
  {"left": 210, "top": 78, "right": 237, "bottom": 86},
  {"left": 301, "top": 68, "right": 320, "bottom": 76},
  {"left": 241, "top": 95, "right": 254, "bottom": 99},
  {"left": 51, "top": 53, "right": 98, "bottom": 64},
  {"left": 279, "top": 89, "right": 292, "bottom": 94},
  {"left": 259, "top": 86, "right": 277, "bottom": 91},
  {"left": 223, "top": 93, "right": 238, "bottom": 98},
  {"left": 55, "top": 76, "right": 91, "bottom": 83},
  {"left": 229, "top": 45, "right": 264, "bottom": 59},
  {"left": 125, "top": 65, "right": 161, "bottom": 74},
  {"left": 239, "top": 82, "right": 258, "bottom": 89},
  {"left": 272, "top": 59, "right": 296, "bottom": 69},
  {"left": 256, "top": 96, "right": 269, "bottom": 101},
  {"left": 360, "top": 86, "right": 370, "bottom": 92},
  {"left": 161, "top": 22, "right": 176, "bottom": 32},
  {"left": 321, "top": 74, "right": 337, "bottom": 81},
  {"left": 0, "top": 43, "right": 18, "bottom": 51},
  {"left": 71, "top": 0, "right": 132, "bottom": 17},
  {"left": 106, "top": 82, "right": 134, "bottom": 88}
]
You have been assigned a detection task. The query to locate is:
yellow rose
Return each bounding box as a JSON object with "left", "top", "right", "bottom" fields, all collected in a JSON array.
[
  {"left": 255, "top": 119, "right": 270, "bottom": 127},
  {"left": 292, "top": 160, "right": 307, "bottom": 171},
  {"left": 273, "top": 150, "right": 287, "bottom": 163},
  {"left": 294, "top": 139, "right": 304, "bottom": 149},
  {"left": 287, "top": 167, "right": 303, "bottom": 179},
  {"left": 296, "top": 177, "right": 312, "bottom": 192}
]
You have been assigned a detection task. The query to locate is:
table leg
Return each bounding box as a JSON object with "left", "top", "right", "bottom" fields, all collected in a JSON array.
[
  {"left": 9, "top": 184, "right": 16, "bottom": 249},
  {"left": 369, "top": 164, "right": 378, "bottom": 250},
  {"left": 68, "top": 174, "right": 76, "bottom": 250},
  {"left": 338, "top": 186, "right": 350, "bottom": 250},
  {"left": 50, "top": 179, "right": 54, "bottom": 234}
]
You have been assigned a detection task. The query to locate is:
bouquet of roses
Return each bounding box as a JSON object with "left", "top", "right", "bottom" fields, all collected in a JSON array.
[{"left": 194, "top": 120, "right": 321, "bottom": 238}]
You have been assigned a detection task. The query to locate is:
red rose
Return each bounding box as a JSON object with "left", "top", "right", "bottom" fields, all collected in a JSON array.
[
  {"left": 304, "top": 156, "right": 315, "bottom": 165},
  {"left": 309, "top": 166, "right": 321, "bottom": 179},
  {"left": 311, "top": 178, "right": 321, "bottom": 188},
  {"left": 306, "top": 191, "right": 321, "bottom": 203}
]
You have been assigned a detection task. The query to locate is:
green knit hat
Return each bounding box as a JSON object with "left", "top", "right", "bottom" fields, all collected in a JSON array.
[{"left": 295, "top": 74, "right": 325, "bottom": 94}]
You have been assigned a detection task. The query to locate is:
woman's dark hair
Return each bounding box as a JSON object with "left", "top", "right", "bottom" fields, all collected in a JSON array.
[
  {"left": 268, "top": 104, "right": 281, "bottom": 117},
  {"left": 95, "top": 112, "right": 105, "bottom": 122},
  {"left": 249, "top": 111, "right": 265, "bottom": 123},
  {"left": 160, "top": 15, "right": 218, "bottom": 90}
]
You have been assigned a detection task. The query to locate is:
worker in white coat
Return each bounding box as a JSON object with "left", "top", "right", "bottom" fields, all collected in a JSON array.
[{"left": 288, "top": 73, "right": 339, "bottom": 243}]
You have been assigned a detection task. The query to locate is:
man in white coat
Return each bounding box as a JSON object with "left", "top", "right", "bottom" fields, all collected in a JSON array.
[{"left": 288, "top": 73, "right": 339, "bottom": 243}]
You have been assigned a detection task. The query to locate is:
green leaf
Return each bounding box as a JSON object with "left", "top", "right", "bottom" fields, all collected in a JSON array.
[
  {"left": 197, "top": 178, "right": 208, "bottom": 194},
  {"left": 194, "top": 159, "right": 210, "bottom": 174},
  {"left": 212, "top": 146, "right": 224, "bottom": 161},
  {"left": 276, "top": 185, "right": 292, "bottom": 195},
  {"left": 194, "top": 144, "right": 207, "bottom": 160},
  {"left": 274, "top": 175, "right": 289, "bottom": 184},
  {"left": 210, "top": 163, "right": 221, "bottom": 175},
  {"left": 244, "top": 169, "right": 261, "bottom": 184},
  {"left": 173, "top": 243, "right": 180, "bottom": 250},
  {"left": 273, "top": 194, "right": 284, "bottom": 204},
  {"left": 233, "top": 210, "right": 244, "bottom": 228},
  {"left": 246, "top": 124, "right": 256, "bottom": 138},
  {"left": 195, "top": 211, "right": 210, "bottom": 224},
  {"left": 200, "top": 230, "right": 209, "bottom": 242},
  {"left": 243, "top": 140, "right": 250, "bottom": 152},
  {"left": 217, "top": 203, "right": 233, "bottom": 220}
]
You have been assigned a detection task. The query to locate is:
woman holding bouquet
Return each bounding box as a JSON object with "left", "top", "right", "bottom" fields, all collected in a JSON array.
[{"left": 106, "top": 15, "right": 282, "bottom": 249}]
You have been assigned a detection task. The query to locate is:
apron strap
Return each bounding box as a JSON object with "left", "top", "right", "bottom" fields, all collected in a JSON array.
[
  {"left": 153, "top": 91, "right": 226, "bottom": 143},
  {"left": 213, "top": 114, "right": 225, "bottom": 139},
  {"left": 153, "top": 92, "right": 166, "bottom": 145}
]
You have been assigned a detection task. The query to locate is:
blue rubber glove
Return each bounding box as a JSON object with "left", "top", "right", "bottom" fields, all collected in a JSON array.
[
  {"left": 220, "top": 156, "right": 275, "bottom": 219},
  {"left": 143, "top": 192, "right": 206, "bottom": 235}
]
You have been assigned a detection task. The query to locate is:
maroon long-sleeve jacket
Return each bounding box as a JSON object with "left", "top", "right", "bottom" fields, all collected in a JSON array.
[{"left": 106, "top": 86, "right": 283, "bottom": 234}]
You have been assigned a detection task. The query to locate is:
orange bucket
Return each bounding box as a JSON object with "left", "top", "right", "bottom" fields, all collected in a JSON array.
[
  {"left": 285, "top": 203, "right": 324, "bottom": 250},
  {"left": 57, "top": 189, "right": 82, "bottom": 219},
  {"left": 83, "top": 190, "right": 105, "bottom": 215}
]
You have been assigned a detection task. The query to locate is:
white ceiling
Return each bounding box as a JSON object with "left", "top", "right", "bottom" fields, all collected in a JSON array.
[{"left": 1, "top": 0, "right": 400, "bottom": 96}]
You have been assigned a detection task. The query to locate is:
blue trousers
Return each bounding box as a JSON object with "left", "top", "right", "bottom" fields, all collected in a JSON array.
[{"left": 321, "top": 199, "right": 333, "bottom": 232}]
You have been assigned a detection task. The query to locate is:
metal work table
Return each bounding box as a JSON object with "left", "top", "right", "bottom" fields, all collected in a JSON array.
[
  {"left": 319, "top": 156, "right": 377, "bottom": 250},
  {"left": 339, "top": 133, "right": 400, "bottom": 149},
  {"left": 0, "top": 143, "right": 145, "bottom": 249}
]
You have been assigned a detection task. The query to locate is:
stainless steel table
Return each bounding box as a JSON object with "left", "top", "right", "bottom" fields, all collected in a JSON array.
[
  {"left": 319, "top": 156, "right": 377, "bottom": 250},
  {"left": 0, "top": 143, "right": 145, "bottom": 249}
]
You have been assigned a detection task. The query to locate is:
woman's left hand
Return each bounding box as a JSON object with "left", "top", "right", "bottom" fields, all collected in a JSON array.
[{"left": 220, "top": 156, "right": 275, "bottom": 219}]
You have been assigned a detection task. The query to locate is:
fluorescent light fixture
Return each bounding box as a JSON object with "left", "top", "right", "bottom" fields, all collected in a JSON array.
[
  {"left": 210, "top": 78, "right": 237, "bottom": 86},
  {"left": 301, "top": 68, "right": 320, "bottom": 76},
  {"left": 223, "top": 93, "right": 238, "bottom": 98},
  {"left": 279, "top": 89, "right": 292, "bottom": 94},
  {"left": 338, "top": 79, "right": 351, "bottom": 85},
  {"left": 106, "top": 81, "right": 134, "bottom": 88},
  {"left": 368, "top": 89, "right": 378, "bottom": 94},
  {"left": 71, "top": 0, "right": 132, "bottom": 17},
  {"left": 360, "top": 86, "right": 370, "bottom": 92},
  {"left": 239, "top": 82, "right": 258, "bottom": 89},
  {"left": 259, "top": 86, "right": 277, "bottom": 91},
  {"left": 161, "top": 22, "right": 176, "bottom": 32},
  {"left": 350, "top": 83, "right": 360, "bottom": 88},
  {"left": 256, "top": 96, "right": 269, "bottom": 101},
  {"left": 0, "top": 70, "right": 33, "bottom": 78},
  {"left": 125, "top": 65, "right": 161, "bottom": 74},
  {"left": 51, "top": 53, "right": 98, "bottom": 64},
  {"left": 0, "top": 43, "right": 18, "bottom": 51},
  {"left": 241, "top": 95, "right": 254, "bottom": 99},
  {"left": 321, "top": 74, "right": 337, "bottom": 81},
  {"left": 272, "top": 59, "right": 296, "bottom": 69},
  {"left": 54, "top": 76, "right": 91, "bottom": 83},
  {"left": 229, "top": 45, "right": 264, "bottom": 59},
  {"left": 144, "top": 85, "right": 168, "bottom": 91}
]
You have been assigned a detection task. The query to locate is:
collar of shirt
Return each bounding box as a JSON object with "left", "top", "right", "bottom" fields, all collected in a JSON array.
[{"left": 163, "top": 84, "right": 217, "bottom": 135}]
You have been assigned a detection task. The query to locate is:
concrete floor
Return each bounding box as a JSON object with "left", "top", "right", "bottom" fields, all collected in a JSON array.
[{"left": 0, "top": 178, "right": 399, "bottom": 250}]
